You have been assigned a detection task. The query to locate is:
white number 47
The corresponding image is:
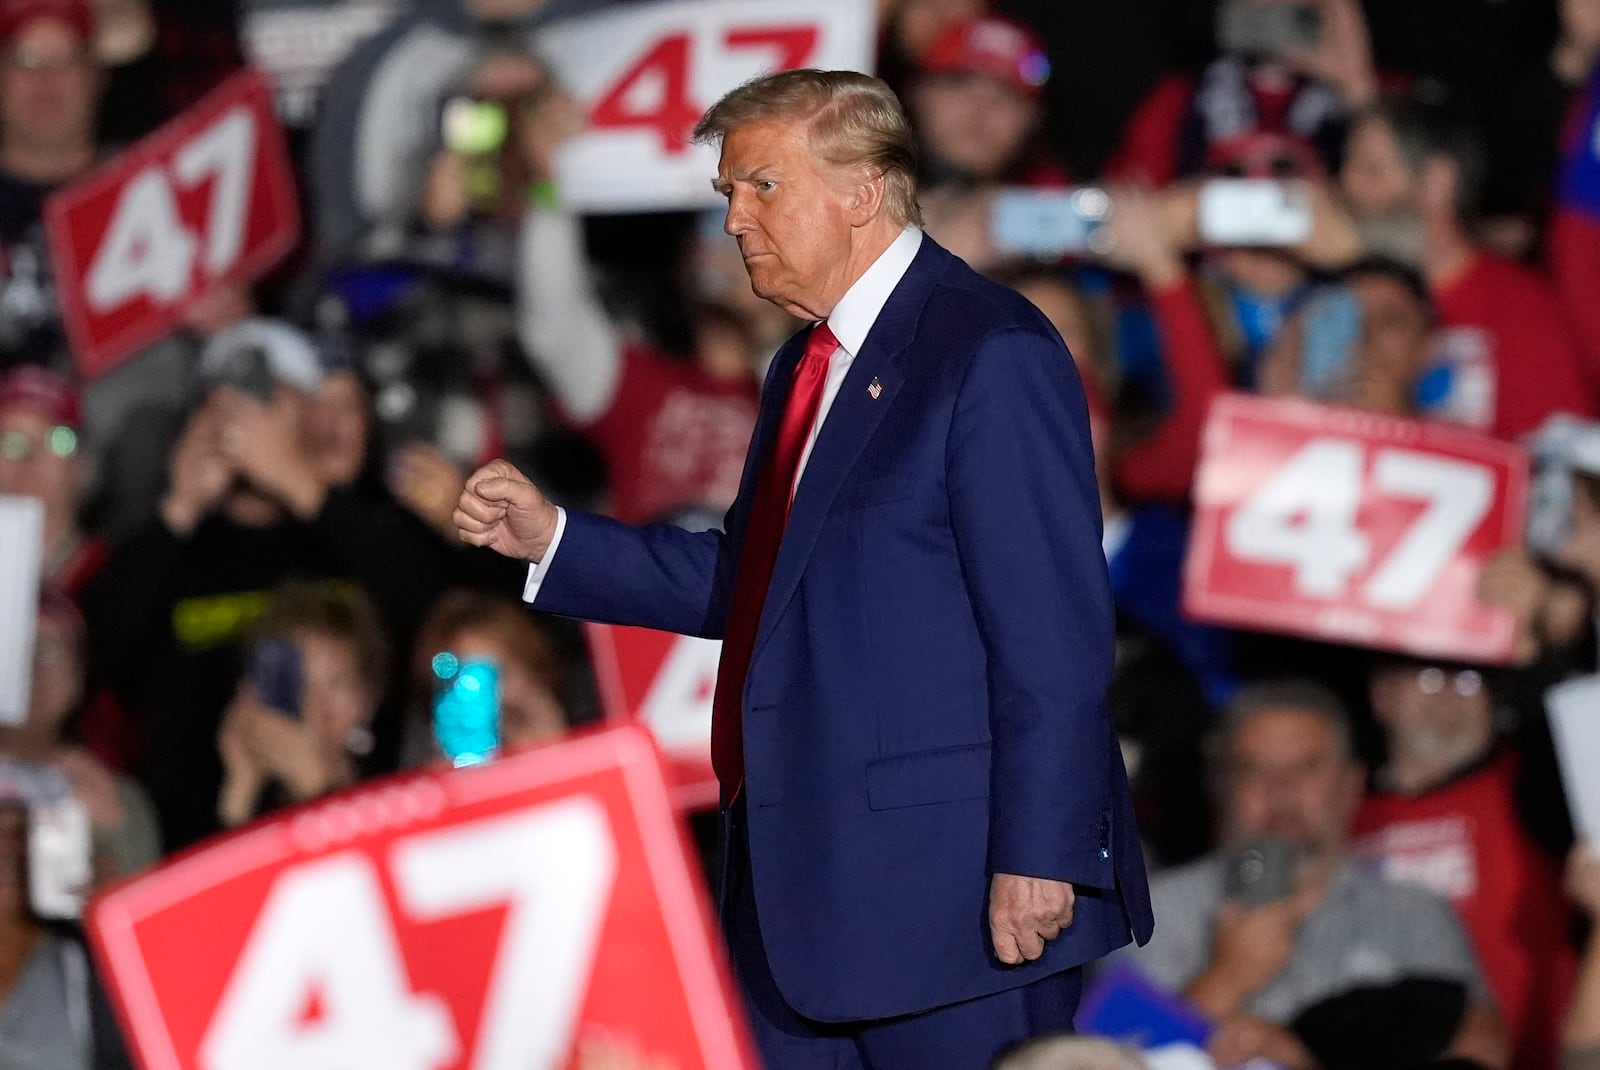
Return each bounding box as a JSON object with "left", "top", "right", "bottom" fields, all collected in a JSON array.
[
  {"left": 85, "top": 105, "right": 256, "bottom": 312},
  {"left": 1225, "top": 438, "right": 1493, "bottom": 610},
  {"left": 198, "top": 799, "right": 617, "bottom": 1070}
]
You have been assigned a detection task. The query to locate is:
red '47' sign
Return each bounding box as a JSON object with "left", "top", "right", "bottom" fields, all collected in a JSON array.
[
  {"left": 587, "top": 624, "right": 721, "bottom": 812},
  {"left": 45, "top": 68, "right": 300, "bottom": 379},
  {"left": 88, "top": 727, "right": 753, "bottom": 1070},
  {"left": 543, "top": 0, "right": 875, "bottom": 212},
  {"left": 1184, "top": 394, "right": 1529, "bottom": 663}
]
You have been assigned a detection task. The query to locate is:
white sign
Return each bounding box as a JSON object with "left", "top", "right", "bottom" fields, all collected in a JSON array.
[
  {"left": 1547, "top": 673, "right": 1600, "bottom": 840},
  {"left": 0, "top": 496, "right": 43, "bottom": 724},
  {"left": 545, "top": 0, "right": 875, "bottom": 213}
]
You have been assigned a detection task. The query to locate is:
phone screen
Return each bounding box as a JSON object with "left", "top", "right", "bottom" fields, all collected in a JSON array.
[
  {"left": 990, "top": 187, "right": 1113, "bottom": 259},
  {"left": 433, "top": 653, "right": 501, "bottom": 767},
  {"left": 252, "top": 638, "right": 304, "bottom": 719}
]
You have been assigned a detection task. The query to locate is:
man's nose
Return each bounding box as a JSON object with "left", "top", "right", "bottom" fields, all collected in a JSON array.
[{"left": 724, "top": 193, "right": 753, "bottom": 236}]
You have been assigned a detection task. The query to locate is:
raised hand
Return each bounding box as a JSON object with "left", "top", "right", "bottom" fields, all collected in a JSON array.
[{"left": 454, "top": 459, "right": 562, "bottom": 563}]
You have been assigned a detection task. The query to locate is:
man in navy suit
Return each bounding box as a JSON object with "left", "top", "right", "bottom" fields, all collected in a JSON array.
[{"left": 456, "top": 69, "right": 1152, "bottom": 1069}]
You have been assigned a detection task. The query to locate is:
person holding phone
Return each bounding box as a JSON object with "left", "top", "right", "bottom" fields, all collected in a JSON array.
[
  {"left": 1110, "top": 681, "right": 1509, "bottom": 1070},
  {"left": 216, "top": 582, "right": 388, "bottom": 829}
]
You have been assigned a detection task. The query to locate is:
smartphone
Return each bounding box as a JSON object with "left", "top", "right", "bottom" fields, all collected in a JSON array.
[
  {"left": 441, "top": 95, "right": 510, "bottom": 216},
  {"left": 433, "top": 654, "right": 501, "bottom": 767},
  {"left": 252, "top": 637, "right": 304, "bottom": 719},
  {"left": 1298, "top": 285, "right": 1363, "bottom": 399},
  {"left": 1197, "top": 179, "right": 1314, "bottom": 248},
  {"left": 29, "top": 794, "right": 90, "bottom": 920},
  {"left": 1216, "top": 0, "right": 1324, "bottom": 57},
  {"left": 217, "top": 343, "right": 277, "bottom": 403},
  {"left": 990, "top": 187, "right": 1113, "bottom": 259},
  {"left": 1223, "top": 838, "right": 1296, "bottom": 908}
]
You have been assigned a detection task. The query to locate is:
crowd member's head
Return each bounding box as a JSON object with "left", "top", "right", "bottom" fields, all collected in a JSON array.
[
  {"left": 1369, "top": 658, "right": 1493, "bottom": 795},
  {"left": 693, "top": 69, "right": 921, "bottom": 322},
  {"left": 909, "top": 15, "right": 1049, "bottom": 187},
  {"left": 0, "top": 0, "right": 99, "bottom": 182},
  {"left": 0, "top": 366, "right": 88, "bottom": 556},
  {"left": 424, "top": 41, "right": 554, "bottom": 228},
  {"left": 991, "top": 1035, "right": 1149, "bottom": 1070},
  {"left": 20, "top": 590, "right": 85, "bottom": 750},
  {"left": 413, "top": 590, "right": 567, "bottom": 755},
  {"left": 1338, "top": 96, "right": 1487, "bottom": 267},
  {"left": 217, "top": 582, "right": 388, "bottom": 826},
  {"left": 306, "top": 348, "right": 373, "bottom": 490},
  {"left": 1200, "top": 132, "right": 1324, "bottom": 308},
  {"left": 162, "top": 318, "right": 327, "bottom": 533},
  {"left": 880, "top": 0, "right": 988, "bottom": 62},
  {"left": 1261, "top": 258, "right": 1435, "bottom": 415},
  {"left": 1212, "top": 680, "right": 1364, "bottom": 863}
]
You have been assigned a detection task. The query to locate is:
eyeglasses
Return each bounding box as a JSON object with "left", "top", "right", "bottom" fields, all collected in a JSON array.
[
  {"left": 1415, "top": 667, "right": 1483, "bottom": 698},
  {"left": 0, "top": 426, "right": 77, "bottom": 461}
]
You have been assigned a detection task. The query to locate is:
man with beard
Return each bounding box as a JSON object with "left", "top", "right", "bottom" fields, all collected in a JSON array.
[{"left": 1113, "top": 680, "right": 1508, "bottom": 1070}]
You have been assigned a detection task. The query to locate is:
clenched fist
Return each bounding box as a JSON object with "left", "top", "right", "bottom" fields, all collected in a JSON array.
[
  {"left": 989, "top": 873, "right": 1076, "bottom": 965},
  {"left": 454, "top": 460, "right": 562, "bottom": 563}
]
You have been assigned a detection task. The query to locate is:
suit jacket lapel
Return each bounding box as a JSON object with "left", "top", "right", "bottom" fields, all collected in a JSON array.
[{"left": 751, "top": 239, "right": 950, "bottom": 663}]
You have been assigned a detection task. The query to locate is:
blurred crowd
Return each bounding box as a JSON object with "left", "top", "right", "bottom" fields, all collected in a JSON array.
[{"left": 2, "top": 0, "right": 1600, "bottom": 1067}]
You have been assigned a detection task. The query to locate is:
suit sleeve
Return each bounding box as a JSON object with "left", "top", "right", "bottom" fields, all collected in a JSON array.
[
  {"left": 946, "top": 327, "right": 1118, "bottom": 889},
  {"left": 531, "top": 509, "right": 734, "bottom": 638}
]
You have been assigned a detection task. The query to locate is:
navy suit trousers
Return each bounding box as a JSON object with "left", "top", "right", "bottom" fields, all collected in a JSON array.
[{"left": 722, "top": 802, "right": 1083, "bottom": 1070}]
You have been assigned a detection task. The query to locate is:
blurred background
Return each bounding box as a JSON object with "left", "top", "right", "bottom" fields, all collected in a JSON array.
[{"left": 2, "top": 0, "right": 1600, "bottom": 1067}]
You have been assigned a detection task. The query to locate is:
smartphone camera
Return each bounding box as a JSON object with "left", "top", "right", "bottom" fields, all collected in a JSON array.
[
  {"left": 432, "top": 653, "right": 501, "bottom": 767},
  {"left": 441, "top": 95, "right": 510, "bottom": 215}
]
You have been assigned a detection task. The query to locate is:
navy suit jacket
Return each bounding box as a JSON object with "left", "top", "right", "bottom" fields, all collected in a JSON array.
[{"left": 534, "top": 236, "right": 1154, "bottom": 1022}]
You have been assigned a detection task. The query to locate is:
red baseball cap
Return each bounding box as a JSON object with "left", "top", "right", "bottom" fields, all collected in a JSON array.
[
  {"left": 0, "top": 365, "right": 83, "bottom": 428},
  {"left": 0, "top": 0, "right": 93, "bottom": 49},
  {"left": 920, "top": 16, "right": 1051, "bottom": 99}
]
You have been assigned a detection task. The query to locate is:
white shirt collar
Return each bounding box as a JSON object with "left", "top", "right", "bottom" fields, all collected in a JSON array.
[{"left": 824, "top": 227, "right": 923, "bottom": 357}]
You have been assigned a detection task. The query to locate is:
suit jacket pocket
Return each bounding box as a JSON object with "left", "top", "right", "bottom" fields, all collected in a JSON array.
[
  {"left": 837, "top": 473, "right": 915, "bottom": 514},
  {"left": 866, "top": 742, "right": 992, "bottom": 810}
]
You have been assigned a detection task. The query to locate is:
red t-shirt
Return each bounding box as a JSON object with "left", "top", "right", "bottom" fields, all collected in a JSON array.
[
  {"left": 579, "top": 344, "right": 760, "bottom": 525},
  {"left": 1432, "top": 253, "right": 1597, "bottom": 441},
  {"left": 1113, "top": 277, "right": 1231, "bottom": 504},
  {"left": 1549, "top": 210, "right": 1600, "bottom": 392},
  {"left": 1352, "top": 752, "right": 1576, "bottom": 1070}
]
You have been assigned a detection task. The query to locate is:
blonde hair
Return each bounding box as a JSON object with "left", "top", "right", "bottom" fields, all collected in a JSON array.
[{"left": 693, "top": 69, "right": 923, "bottom": 228}]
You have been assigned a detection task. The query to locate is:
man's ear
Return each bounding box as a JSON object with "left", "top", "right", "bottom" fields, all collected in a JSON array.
[{"left": 845, "top": 168, "right": 888, "bottom": 227}]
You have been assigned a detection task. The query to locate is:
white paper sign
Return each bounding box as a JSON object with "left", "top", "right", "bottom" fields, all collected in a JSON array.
[
  {"left": 1546, "top": 672, "right": 1600, "bottom": 840},
  {"left": 544, "top": 0, "right": 875, "bottom": 213},
  {"left": 0, "top": 496, "right": 44, "bottom": 724}
]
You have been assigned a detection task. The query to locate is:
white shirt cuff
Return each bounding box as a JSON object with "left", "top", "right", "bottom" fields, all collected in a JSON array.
[{"left": 521, "top": 507, "right": 568, "bottom": 604}]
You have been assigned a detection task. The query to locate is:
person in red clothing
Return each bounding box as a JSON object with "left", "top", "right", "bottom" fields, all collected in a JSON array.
[
  {"left": 1338, "top": 95, "right": 1598, "bottom": 439},
  {"left": 1105, "top": 0, "right": 1377, "bottom": 188},
  {"left": 0, "top": 366, "right": 103, "bottom": 597},
  {"left": 1256, "top": 258, "right": 1440, "bottom": 420},
  {"left": 908, "top": 14, "right": 1066, "bottom": 274},
  {"left": 515, "top": 86, "right": 765, "bottom": 528},
  {"left": 1549, "top": 58, "right": 1600, "bottom": 387},
  {"left": 1352, "top": 656, "right": 1577, "bottom": 1070},
  {"left": 1098, "top": 186, "right": 1233, "bottom": 505}
]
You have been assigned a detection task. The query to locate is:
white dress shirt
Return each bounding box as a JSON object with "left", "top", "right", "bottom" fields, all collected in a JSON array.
[{"left": 524, "top": 227, "right": 925, "bottom": 603}]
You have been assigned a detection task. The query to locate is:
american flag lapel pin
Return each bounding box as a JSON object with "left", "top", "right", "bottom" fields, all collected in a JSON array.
[{"left": 868, "top": 377, "right": 883, "bottom": 400}]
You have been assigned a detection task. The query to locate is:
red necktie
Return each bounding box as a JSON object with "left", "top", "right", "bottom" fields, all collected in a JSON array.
[{"left": 710, "top": 321, "right": 839, "bottom": 799}]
